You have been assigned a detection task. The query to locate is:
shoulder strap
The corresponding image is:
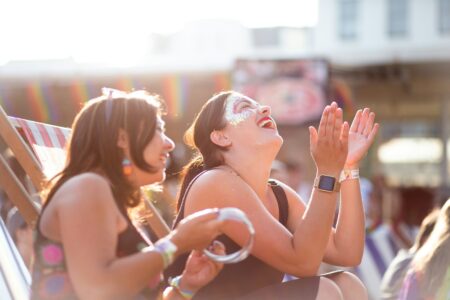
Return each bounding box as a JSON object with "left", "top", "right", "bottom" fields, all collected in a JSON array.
[
  {"left": 268, "top": 180, "right": 289, "bottom": 227},
  {"left": 172, "top": 170, "right": 209, "bottom": 228}
]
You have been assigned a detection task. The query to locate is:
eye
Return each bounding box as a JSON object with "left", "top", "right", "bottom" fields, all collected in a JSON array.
[{"left": 238, "top": 102, "right": 252, "bottom": 110}]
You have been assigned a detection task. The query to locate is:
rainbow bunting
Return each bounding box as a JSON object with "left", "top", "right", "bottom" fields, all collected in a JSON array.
[
  {"left": 41, "top": 84, "right": 60, "bottom": 123},
  {"left": 27, "top": 82, "right": 49, "bottom": 122},
  {"left": 116, "top": 77, "right": 135, "bottom": 92},
  {"left": 162, "top": 75, "right": 188, "bottom": 119},
  {"left": 214, "top": 73, "right": 232, "bottom": 92},
  {"left": 70, "top": 80, "right": 89, "bottom": 110}
]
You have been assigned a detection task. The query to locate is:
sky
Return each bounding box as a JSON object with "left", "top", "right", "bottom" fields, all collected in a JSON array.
[{"left": 0, "top": 0, "right": 318, "bottom": 65}]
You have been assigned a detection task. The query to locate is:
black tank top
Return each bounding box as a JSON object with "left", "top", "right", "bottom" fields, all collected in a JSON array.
[{"left": 166, "top": 173, "right": 289, "bottom": 300}]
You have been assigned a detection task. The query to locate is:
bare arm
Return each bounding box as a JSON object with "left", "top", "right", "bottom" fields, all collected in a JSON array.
[
  {"left": 285, "top": 180, "right": 364, "bottom": 267},
  {"left": 324, "top": 108, "right": 379, "bottom": 265},
  {"left": 53, "top": 173, "right": 222, "bottom": 299},
  {"left": 184, "top": 104, "right": 349, "bottom": 277},
  {"left": 286, "top": 108, "right": 379, "bottom": 267}
]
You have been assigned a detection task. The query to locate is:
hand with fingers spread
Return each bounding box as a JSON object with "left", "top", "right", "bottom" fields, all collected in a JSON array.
[
  {"left": 345, "top": 108, "right": 379, "bottom": 169},
  {"left": 309, "top": 102, "right": 349, "bottom": 177}
]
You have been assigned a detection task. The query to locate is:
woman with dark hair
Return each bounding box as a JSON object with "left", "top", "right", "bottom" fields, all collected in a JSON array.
[
  {"left": 167, "top": 91, "right": 379, "bottom": 299},
  {"left": 31, "top": 90, "right": 227, "bottom": 300}
]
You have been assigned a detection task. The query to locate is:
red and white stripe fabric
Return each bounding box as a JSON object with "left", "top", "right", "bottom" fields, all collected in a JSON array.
[{"left": 9, "top": 117, "right": 71, "bottom": 179}]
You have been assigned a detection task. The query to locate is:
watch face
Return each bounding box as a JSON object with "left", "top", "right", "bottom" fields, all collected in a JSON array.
[{"left": 318, "top": 176, "right": 336, "bottom": 191}]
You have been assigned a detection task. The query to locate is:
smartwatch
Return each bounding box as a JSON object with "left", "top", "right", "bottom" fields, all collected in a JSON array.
[{"left": 314, "top": 175, "right": 340, "bottom": 192}]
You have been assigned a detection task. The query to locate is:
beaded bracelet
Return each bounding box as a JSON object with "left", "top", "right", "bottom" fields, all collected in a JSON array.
[{"left": 168, "top": 275, "right": 195, "bottom": 299}]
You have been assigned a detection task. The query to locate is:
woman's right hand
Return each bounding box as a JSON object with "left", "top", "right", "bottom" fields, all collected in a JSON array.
[
  {"left": 179, "top": 241, "right": 225, "bottom": 293},
  {"left": 170, "top": 208, "right": 224, "bottom": 254},
  {"left": 309, "top": 102, "right": 349, "bottom": 178}
]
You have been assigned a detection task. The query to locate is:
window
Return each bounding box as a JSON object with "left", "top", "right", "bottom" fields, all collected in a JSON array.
[
  {"left": 387, "top": 0, "right": 409, "bottom": 38},
  {"left": 252, "top": 28, "right": 280, "bottom": 48},
  {"left": 438, "top": 0, "right": 450, "bottom": 34},
  {"left": 338, "top": 0, "right": 359, "bottom": 40}
]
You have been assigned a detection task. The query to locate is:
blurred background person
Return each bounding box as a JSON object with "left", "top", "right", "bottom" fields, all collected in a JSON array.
[
  {"left": 399, "top": 199, "right": 450, "bottom": 300},
  {"left": 380, "top": 208, "right": 439, "bottom": 300}
]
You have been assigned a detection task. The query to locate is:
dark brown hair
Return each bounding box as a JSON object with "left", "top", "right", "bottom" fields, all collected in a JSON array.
[
  {"left": 43, "top": 91, "right": 163, "bottom": 210},
  {"left": 176, "top": 91, "right": 233, "bottom": 211}
]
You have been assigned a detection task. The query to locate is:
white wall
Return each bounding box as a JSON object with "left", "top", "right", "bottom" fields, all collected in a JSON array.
[{"left": 315, "top": 0, "right": 450, "bottom": 65}]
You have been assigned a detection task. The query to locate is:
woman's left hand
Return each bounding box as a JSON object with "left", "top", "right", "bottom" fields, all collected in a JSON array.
[
  {"left": 179, "top": 241, "right": 225, "bottom": 293},
  {"left": 345, "top": 108, "right": 379, "bottom": 169}
]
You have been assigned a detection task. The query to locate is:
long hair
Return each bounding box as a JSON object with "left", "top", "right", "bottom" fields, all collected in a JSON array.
[
  {"left": 176, "top": 91, "right": 233, "bottom": 211},
  {"left": 411, "top": 199, "right": 450, "bottom": 296},
  {"left": 410, "top": 209, "right": 439, "bottom": 252},
  {"left": 43, "top": 90, "right": 163, "bottom": 211}
]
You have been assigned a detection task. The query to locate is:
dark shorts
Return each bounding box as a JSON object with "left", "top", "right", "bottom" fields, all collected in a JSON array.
[{"left": 236, "top": 270, "right": 344, "bottom": 300}]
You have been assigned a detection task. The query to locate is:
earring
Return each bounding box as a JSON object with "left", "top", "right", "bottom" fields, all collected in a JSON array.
[{"left": 122, "top": 158, "right": 132, "bottom": 176}]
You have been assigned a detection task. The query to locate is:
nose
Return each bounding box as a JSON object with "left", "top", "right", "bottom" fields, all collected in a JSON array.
[
  {"left": 164, "top": 135, "right": 175, "bottom": 152},
  {"left": 259, "top": 105, "right": 271, "bottom": 115}
]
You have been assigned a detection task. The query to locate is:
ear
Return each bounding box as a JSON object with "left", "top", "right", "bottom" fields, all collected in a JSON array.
[
  {"left": 210, "top": 130, "right": 231, "bottom": 147},
  {"left": 117, "top": 128, "right": 129, "bottom": 150}
]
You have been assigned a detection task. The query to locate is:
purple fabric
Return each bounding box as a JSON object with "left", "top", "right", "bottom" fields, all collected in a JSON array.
[
  {"left": 365, "top": 236, "right": 387, "bottom": 274},
  {"left": 399, "top": 271, "right": 422, "bottom": 300}
]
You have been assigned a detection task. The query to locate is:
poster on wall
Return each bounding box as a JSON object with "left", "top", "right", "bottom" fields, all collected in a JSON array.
[{"left": 232, "top": 59, "right": 329, "bottom": 125}]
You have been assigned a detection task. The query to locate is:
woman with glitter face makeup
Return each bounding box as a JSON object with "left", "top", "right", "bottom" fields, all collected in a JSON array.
[{"left": 166, "top": 91, "right": 379, "bottom": 300}]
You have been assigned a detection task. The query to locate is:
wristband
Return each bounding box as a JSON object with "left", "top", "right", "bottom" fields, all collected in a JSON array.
[
  {"left": 339, "top": 169, "right": 359, "bottom": 183},
  {"left": 144, "top": 237, "right": 178, "bottom": 269},
  {"left": 168, "top": 275, "right": 195, "bottom": 299}
]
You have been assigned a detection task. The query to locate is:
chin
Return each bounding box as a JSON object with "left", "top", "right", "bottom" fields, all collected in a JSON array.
[
  {"left": 142, "top": 170, "right": 166, "bottom": 186},
  {"left": 254, "top": 135, "right": 283, "bottom": 154},
  {"left": 269, "top": 134, "right": 284, "bottom": 148}
]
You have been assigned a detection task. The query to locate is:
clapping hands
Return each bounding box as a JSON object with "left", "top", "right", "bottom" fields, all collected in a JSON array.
[
  {"left": 345, "top": 108, "right": 379, "bottom": 169},
  {"left": 309, "top": 102, "right": 349, "bottom": 178},
  {"left": 309, "top": 103, "right": 379, "bottom": 177}
]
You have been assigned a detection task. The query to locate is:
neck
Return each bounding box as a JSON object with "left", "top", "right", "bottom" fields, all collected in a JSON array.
[{"left": 222, "top": 148, "right": 275, "bottom": 197}]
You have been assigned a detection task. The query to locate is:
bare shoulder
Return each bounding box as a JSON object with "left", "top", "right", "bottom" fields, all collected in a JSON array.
[
  {"left": 185, "top": 169, "right": 258, "bottom": 210},
  {"left": 51, "top": 172, "right": 115, "bottom": 211}
]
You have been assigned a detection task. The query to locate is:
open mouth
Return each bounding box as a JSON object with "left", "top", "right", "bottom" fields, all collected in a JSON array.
[
  {"left": 257, "top": 117, "right": 276, "bottom": 129},
  {"left": 160, "top": 154, "right": 169, "bottom": 165}
]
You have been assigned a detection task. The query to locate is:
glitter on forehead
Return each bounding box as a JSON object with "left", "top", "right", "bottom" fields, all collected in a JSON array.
[{"left": 225, "top": 93, "right": 253, "bottom": 126}]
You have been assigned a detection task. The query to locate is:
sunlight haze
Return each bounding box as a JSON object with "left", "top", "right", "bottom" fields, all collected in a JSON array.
[{"left": 0, "top": 0, "right": 318, "bottom": 64}]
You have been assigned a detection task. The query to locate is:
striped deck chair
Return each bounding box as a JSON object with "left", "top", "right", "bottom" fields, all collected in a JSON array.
[
  {"left": 0, "top": 105, "right": 170, "bottom": 238},
  {"left": 354, "top": 222, "right": 416, "bottom": 300}
]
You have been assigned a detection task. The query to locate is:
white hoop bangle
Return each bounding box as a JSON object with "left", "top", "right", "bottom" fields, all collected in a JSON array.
[{"left": 203, "top": 207, "right": 255, "bottom": 264}]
